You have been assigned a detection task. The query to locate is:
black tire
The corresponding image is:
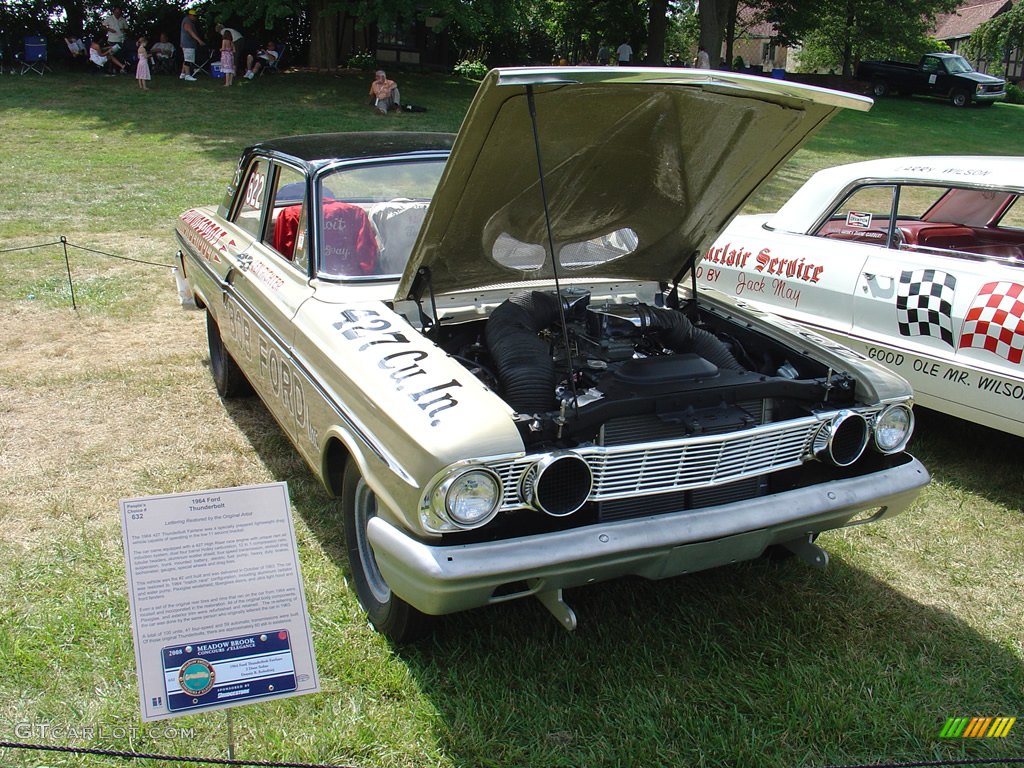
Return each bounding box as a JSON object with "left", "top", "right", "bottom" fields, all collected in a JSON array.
[
  {"left": 950, "top": 89, "right": 970, "bottom": 107},
  {"left": 342, "top": 461, "right": 434, "bottom": 643},
  {"left": 871, "top": 80, "right": 889, "bottom": 97},
  {"left": 206, "top": 312, "right": 252, "bottom": 398}
]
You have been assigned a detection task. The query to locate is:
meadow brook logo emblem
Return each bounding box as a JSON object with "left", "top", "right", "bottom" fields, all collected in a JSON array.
[
  {"left": 178, "top": 658, "right": 216, "bottom": 697},
  {"left": 940, "top": 716, "right": 1016, "bottom": 738}
]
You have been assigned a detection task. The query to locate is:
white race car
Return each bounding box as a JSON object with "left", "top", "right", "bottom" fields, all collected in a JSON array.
[{"left": 704, "top": 156, "right": 1024, "bottom": 438}]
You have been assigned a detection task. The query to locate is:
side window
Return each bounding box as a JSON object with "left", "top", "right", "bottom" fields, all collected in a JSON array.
[
  {"left": 896, "top": 185, "right": 946, "bottom": 219},
  {"left": 232, "top": 159, "right": 270, "bottom": 238},
  {"left": 996, "top": 196, "right": 1024, "bottom": 230},
  {"left": 813, "top": 185, "right": 896, "bottom": 246},
  {"left": 264, "top": 164, "right": 309, "bottom": 272}
]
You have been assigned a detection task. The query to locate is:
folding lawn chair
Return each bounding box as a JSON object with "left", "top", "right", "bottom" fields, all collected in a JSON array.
[
  {"left": 192, "top": 46, "right": 217, "bottom": 77},
  {"left": 17, "top": 35, "right": 51, "bottom": 75}
]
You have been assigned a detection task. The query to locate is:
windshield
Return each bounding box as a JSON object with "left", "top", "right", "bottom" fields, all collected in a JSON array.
[
  {"left": 944, "top": 55, "right": 974, "bottom": 74},
  {"left": 315, "top": 159, "right": 446, "bottom": 278}
]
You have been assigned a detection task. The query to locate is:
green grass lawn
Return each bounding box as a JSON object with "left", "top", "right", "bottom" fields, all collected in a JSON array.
[{"left": 0, "top": 70, "right": 1022, "bottom": 768}]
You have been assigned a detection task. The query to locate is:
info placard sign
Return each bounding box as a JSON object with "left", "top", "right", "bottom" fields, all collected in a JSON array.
[{"left": 120, "top": 482, "right": 320, "bottom": 721}]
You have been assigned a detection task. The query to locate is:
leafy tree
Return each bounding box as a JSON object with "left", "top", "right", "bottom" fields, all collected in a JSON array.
[
  {"left": 964, "top": 2, "right": 1024, "bottom": 73},
  {"left": 751, "top": 0, "right": 959, "bottom": 76}
]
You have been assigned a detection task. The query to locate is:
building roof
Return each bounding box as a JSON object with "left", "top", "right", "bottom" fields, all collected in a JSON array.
[
  {"left": 736, "top": 5, "right": 777, "bottom": 40},
  {"left": 934, "top": 1, "right": 1011, "bottom": 40}
]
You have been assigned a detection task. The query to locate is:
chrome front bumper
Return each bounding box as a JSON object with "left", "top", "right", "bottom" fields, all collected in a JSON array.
[{"left": 368, "top": 455, "right": 929, "bottom": 616}]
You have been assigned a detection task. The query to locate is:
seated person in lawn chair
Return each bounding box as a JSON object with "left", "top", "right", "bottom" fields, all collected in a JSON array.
[
  {"left": 243, "top": 40, "right": 278, "bottom": 78},
  {"left": 89, "top": 39, "right": 127, "bottom": 74},
  {"left": 368, "top": 70, "right": 400, "bottom": 113},
  {"left": 150, "top": 32, "right": 175, "bottom": 74},
  {"left": 65, "top": 34, "right": 88, "bottom": 68}
]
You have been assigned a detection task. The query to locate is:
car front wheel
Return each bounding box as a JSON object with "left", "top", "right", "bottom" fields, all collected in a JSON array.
[
  {"left": 950, "top": 89, "right": 970, "bottom": 107},
  {"left": 206, "top": 312, "right": 252, "bottom": 398},
  {"left": 342, "top": 461, "right": 433, "bottom": 643}
]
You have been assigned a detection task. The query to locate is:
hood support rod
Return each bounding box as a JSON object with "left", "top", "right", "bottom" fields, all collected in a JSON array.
[{"left": 526, "top": 84, "right": 579, "bottom": 416}]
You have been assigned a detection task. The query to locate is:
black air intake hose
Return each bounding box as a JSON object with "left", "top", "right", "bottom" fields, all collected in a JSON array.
[
  {"left": 641, "top": 305, "right": 745, "bottom": 372},
  {"left": 485, "top": 291, "right": 561, "bottom": 414}
]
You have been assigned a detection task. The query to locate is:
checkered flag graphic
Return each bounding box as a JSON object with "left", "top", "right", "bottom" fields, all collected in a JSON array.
[
  {"left": 896, "top": 269, "right": 957, "bottom": 348},
  {"left": 958, "top": 281, "right": 1024, "bottom": 365}
]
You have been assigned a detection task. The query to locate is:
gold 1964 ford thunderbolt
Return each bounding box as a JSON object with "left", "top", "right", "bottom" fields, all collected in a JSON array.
[{"left": 175, "top": 68, "right": 929, "bottom": 642}]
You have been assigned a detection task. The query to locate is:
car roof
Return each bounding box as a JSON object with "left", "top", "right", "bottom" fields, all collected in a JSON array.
[
  {"left": 767, "top": 156, "right": 1024, "bottom": 234},
  {"left": 249, "top": 131, "right": 456, "bottom": 170}
]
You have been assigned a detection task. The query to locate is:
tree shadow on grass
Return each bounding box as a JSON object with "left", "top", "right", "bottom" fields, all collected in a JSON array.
[
  {"left": 218, "top": 391, "right": 1023, "bottom": 768},
  {"left": 8, "top": 70, "right": 476, "bottom": 163}
]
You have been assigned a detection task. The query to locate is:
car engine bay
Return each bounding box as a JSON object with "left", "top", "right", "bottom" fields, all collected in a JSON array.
[{"left": 437, "top": 288, "right": 858, "bottom": 451}]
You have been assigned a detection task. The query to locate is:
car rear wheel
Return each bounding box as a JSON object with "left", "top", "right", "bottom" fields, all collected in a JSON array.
[
  {"left": 206, "top": 312, "right": 252, "bottom": 398},
  {"left": 871, "top": 81, "right": 889, "bottom": 97},
  {"left": 342, "top": 461, "right": 434, "bottom": 643},
  {"left": 950, "top": 89, "right": 970, "bottom": 107}
]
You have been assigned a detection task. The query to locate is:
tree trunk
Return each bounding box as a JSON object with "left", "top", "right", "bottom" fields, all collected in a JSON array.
[
  {"left": 61, "top": 0, "right": 87, "bottom": 36},
  {"left": 307, "top": 0, "right": 338, "bottom": 69},
  {"left": 699, "top": 0, "right": 731, "bottom": 68},
  {"left": 647, "top": 0, "right": 669, "bottom": 65},
  {"left": 724, "top": 1, "right": 736, "bottom": 70},
  {"left": 841, "top": 0, "right": 855, "bottom": 76}
]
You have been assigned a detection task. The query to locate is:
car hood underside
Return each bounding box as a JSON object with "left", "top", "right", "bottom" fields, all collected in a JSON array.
[{"left": 398, "top": 67, "right": 871, "bottom": 300}]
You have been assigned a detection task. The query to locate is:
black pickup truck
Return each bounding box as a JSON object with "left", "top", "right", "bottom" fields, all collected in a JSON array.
[{"left": 856, "top": 52, "right": 1006, "bottom": 107}]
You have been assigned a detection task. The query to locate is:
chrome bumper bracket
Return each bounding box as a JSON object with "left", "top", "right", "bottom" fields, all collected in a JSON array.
[
  {"left": 533, "top": 584, "right": 578, "bottom": 632},
  {"left": 783, "top": 533, "right": 830, "bottom": 569}
]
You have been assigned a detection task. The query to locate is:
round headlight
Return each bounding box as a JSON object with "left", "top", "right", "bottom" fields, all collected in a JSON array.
[
  {"left": 442, "top": 469, "right": 502, "bottom": 527},
  {"left": 873, "top": 404, "right": 914, "bottom": 453}
]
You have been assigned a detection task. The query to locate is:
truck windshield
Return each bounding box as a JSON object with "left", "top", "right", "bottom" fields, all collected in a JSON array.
[{"left": 944, "top": 55, "right": 974, "bottom": 74}]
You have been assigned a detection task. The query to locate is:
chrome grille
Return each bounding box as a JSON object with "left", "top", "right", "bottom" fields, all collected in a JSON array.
[{"left": 488, "top": 410, "right": 864, "bottom": 512}]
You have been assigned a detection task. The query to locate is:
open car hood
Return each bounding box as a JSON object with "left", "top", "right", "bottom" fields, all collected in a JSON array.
[{"left": 397, "top": 67, "right": 870, "bottom": 300}]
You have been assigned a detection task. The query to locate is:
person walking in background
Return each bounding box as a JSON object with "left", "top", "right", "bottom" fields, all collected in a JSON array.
[
  {"left": 219, "top": 29, "right": 235, "bottom": 86},
  {"left": 694, "top": 45, "right": 710, "bottom": 69},
  {"left": 135, "top": 35, "right": 151, "bottom": 89},
  {"left": 597, "top": 42, "right": 610, "bottom": 66},
  {"left": 179, "top": 8, "right": 202, "bottom": 81},
  {"left": 616, "top": 40, "right": 632, "bottom": 65}
]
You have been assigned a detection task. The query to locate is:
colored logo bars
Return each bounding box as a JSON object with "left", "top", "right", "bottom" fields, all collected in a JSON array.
[{"left": 940, "top": 716, "right": 1016, "bottom": 738}]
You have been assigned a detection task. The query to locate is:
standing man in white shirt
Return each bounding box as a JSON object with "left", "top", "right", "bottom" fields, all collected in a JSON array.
[
  {"left": 615, "top": 40, "right": 633, "bottom": 65},
  {"left": 102, "top": 6, "right": 128, "bottom": 52}
]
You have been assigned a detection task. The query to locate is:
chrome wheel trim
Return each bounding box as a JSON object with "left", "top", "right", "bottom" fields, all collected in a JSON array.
[{"left": 353, "top": 478, "right": 391, "bottom": 605}]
